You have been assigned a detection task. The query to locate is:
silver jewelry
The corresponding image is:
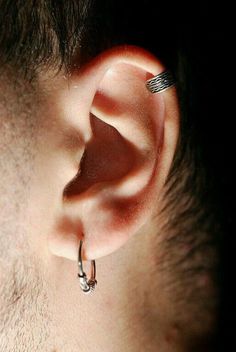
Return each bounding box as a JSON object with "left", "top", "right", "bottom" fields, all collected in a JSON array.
[
  {"left": 78, "top": 240, "right": 97, "bottom": 294},
  {"left": 146, "top": 70, "right": 175, "bottom": 94}
]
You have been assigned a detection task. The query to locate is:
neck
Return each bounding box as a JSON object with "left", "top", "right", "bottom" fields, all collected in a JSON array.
[{"left": 51, "top": 223, "right": 185, "bottom": 352}]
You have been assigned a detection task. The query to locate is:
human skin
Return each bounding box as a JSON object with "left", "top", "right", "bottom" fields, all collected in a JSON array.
[{"left": 0, "top": 47, "right": 213, "bottom": 351}]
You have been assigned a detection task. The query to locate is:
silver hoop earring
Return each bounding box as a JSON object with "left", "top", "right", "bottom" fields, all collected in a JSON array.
[
  {"left": 146, "top": 70, "right": 175, "bottom": 94},
  {"left": 77, "top": 240, "right": 97, "bottom": 294}
]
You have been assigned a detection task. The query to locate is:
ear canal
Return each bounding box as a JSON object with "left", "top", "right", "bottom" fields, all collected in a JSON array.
[{"left": 63, "top": 114, "right": 139, "bottom": 197}]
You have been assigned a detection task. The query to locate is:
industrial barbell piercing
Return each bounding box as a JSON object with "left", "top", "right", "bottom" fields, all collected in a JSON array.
[
  {"left": 78, "top": 240, "right": 97, "bottom": 294},
  {"left": 146, "top": 70, "right": 175, "bottom": 94}
]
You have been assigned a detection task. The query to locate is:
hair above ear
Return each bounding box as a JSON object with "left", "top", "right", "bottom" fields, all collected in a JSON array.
[{"left": 47, "top": 45, "right": 180, "bottom": 261}]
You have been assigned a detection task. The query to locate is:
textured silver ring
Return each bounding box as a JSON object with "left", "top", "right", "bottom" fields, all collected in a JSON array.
[
  {"left": 78, "top": 240, "right": 97, "bottom": 294},
  {"left": 146, "top": 70, "right": 175, "bottom": 94}
]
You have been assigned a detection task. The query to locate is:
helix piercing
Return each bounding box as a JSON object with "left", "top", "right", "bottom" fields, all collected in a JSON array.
[{"left": 146, "top": 70, "right": 175, "bottom": 94}]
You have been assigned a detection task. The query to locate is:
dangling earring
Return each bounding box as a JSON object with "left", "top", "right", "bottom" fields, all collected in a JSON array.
[{"left": 77, "top": 240, "right": 97, "bottom": 294}]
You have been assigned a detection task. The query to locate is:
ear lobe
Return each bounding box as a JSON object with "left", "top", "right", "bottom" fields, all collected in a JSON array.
[{"left": 48, "top": 46, "right": 179, "bottom": 261}]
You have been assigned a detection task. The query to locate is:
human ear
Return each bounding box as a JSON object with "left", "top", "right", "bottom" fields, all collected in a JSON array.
[{"left": 47, "top": 45, "right": 180, "bottom": 261}]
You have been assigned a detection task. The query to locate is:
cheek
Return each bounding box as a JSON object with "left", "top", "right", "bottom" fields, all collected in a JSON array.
[
  {"left": 0, "top": 139, "right": 35, "bottom": 263},
  {"left": 26, "top": 153, "right": 64, "bottom": 259},
  {"left": 0, "top": 124, "right": 54, "bottom": 344},
  {"left": 26, "top": 133, "right": 80, "bottom": 261}
]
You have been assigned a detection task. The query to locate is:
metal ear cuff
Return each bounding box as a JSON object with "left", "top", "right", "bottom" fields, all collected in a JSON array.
[
  {"left": 146, "top": 70, "right": 175, "bottom": 94},
  {"left": 78, "top": 240, "right": 97, "bottom": 294}
]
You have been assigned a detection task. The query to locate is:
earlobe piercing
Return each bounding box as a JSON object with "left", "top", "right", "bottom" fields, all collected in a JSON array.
[
  {"left": 146, "top": 70, "right": 175, "bottom": 94},
  {"left": 78, "top": 240, "right": 97, "bottom": 294}
]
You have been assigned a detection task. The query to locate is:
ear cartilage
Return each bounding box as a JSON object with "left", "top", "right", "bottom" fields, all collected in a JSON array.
[
  {"left": 145, "top": 70, "right": 175, "bottom": 94},
  {"left": 78, "top": 240, "right": 97, "bottom": 294}
]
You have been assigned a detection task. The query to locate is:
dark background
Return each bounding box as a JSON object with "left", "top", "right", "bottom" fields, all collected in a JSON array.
[{"left": 85, "top": 1, "right": 234, "bottom": 350}]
